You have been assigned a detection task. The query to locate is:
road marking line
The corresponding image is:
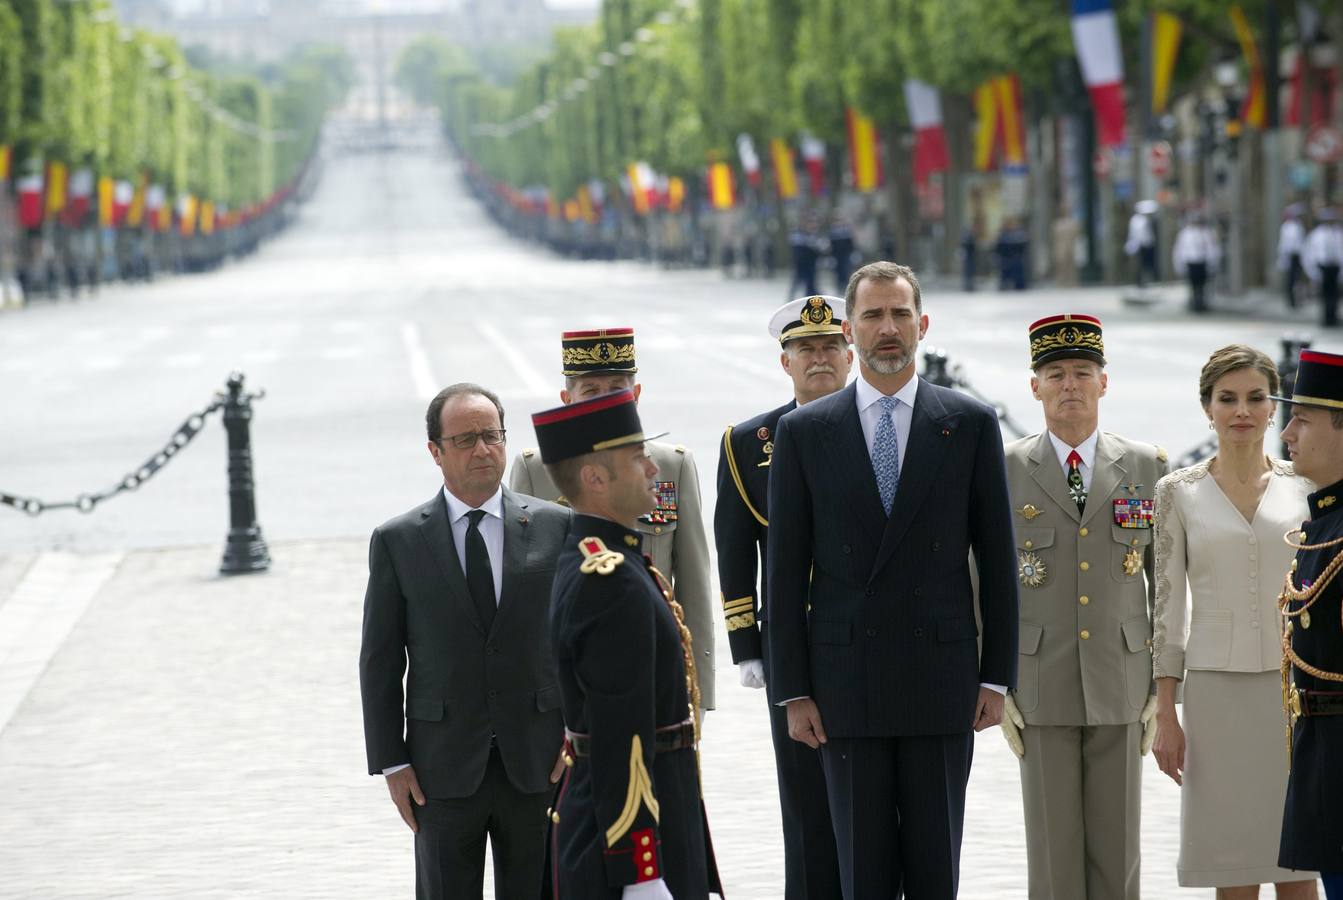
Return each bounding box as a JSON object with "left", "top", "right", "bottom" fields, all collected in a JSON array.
[
  {"left": 476, "top": 321, "right": 551, "bottom": 396},
  {"left": 0, "top": 552, "right": 123, "bottom": 736},
  {"left": 401, "top": 321, "right": 438, "bottom": 401}
]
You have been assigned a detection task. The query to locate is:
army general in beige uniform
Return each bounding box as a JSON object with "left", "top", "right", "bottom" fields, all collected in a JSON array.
[
  {"left": 510, "top": 327, "right": 716, "bottom": 710},
  {"left": 1001, "top": 315, "right": 1168, "bottom": 900}
]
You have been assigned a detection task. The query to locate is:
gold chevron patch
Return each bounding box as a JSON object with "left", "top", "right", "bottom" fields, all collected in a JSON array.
[{"left": 605, "top": 734, "right": 660, "bottom": 847}]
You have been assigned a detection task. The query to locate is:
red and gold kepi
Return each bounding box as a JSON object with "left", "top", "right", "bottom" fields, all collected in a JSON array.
[
  {"left": 1271, "top": 349, "right": 1343, "bottom": 411},
  {"left": 1027, "top": 313, "right": 1106, "bottom": 369},
  {"left": 561, "top": 327, "right": 638, "bottom": 376},
  {"left": 531, "top": 389, "right": 666, "bottom": 464}
]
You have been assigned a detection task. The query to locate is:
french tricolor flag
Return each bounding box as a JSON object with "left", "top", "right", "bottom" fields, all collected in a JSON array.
[
  {"left": 1071, "top": 0, "right": 1127, "bottom": 147},
  {"left": 902, "top": 80, "right": 950, "bottom": 183}
]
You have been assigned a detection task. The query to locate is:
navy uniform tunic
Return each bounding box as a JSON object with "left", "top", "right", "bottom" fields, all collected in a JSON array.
[
  {"left": 545, "top": 514, "right": 720, "bottom": 898},
  {"left": 1280, "top": 477, "right": 1343, "bottom": 873}
]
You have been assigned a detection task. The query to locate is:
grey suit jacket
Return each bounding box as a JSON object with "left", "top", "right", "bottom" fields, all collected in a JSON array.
[
  {"left": 359, "top": 487, "right": 571, "bottom": 798},
  {"left": 1004, "top": 431, "right": 1168, "bottom": 726},
  {"left": 509, "top": 440, "right": 717, "bottom": 709}
]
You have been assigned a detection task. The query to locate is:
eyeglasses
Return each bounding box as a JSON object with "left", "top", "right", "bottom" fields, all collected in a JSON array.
[{"left": 441, "top": 429, "right": 506, "bottom": 450}]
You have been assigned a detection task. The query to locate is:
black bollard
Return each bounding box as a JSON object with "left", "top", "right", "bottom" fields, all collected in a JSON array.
[
  {"left": 1278, "top": 334, "right": 1313, "bottom": 460},
  {"left": 219, "top": 371, "right": 271, "bottom": 575},
  {"left": 922, "top": 347, "right": 954, "bottom": 388}
]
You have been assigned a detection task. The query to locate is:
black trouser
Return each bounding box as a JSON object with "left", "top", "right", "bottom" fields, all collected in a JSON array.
[
  {"left": 764, "top": 640, "right": 843, "bottom": 899},
  {"left": 1187, "top": 261, "right": 1209, "bottom": 312},
  {"left": 1321, "top": 263, "right": 1340, "bottom": 327},
  {"left": 821, "top": 732, "right": 974, "bottom": 899},
  {"left": 414, "top": 747, "right": 551, "bottom": 900},
  {"left": 1136, "top": 245, "right": 1156, "bottom": 287},
  {"left": 1286, "top": 252, "right": 1303, "bottom": 308}
]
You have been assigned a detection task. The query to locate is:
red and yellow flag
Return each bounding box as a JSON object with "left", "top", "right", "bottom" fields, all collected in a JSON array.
[
  {"left": 845, "top": 108, "right": 880, "bottom": 193},
  {"left": 1229, "top": 5, "right": 1266, "bottom": 129},
  {"left": 97, "top": 176, "right": 115, "bottom": 227},
  {"left": 770, "top": 138, "right": 798, "bottom": 200},
  {"left": 1151, "top": 13, "right": 1183, "bottom": 115},
  {"left": 994, "top": 75, "right": 1026, "bottom": 168},
  {"left": 707, "top": 162, "right": 735, "bottom": 210}
]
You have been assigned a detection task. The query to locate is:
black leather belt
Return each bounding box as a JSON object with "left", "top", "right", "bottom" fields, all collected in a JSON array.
[
  {"left": 1298, "top": 690, "right": 1343, "bottom": 718},
  {"left": 566, "top": 719, "right": 695, "bottom": 758}
]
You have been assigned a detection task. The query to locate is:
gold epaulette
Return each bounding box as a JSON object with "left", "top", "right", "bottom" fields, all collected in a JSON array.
[{"left": 578, "top": 536, "right": 624, "bottom": 575}]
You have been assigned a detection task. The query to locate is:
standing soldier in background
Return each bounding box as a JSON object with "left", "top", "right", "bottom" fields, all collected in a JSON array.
[
  {"left": 1173, "top": 212, "right": 1220, "bottom": 314},
  {"left": 1001, "top": 315, "right": 1168, "bottom": 900},
  {"left": 1273, "top": 350, "right": 1343, "bottom": 899},
  {"left": 511, "top": 328, "right": 717, "bottom": 711},
  {"left": 1279, "top": 203, "right": 1307, "bottom": 310},
  {"left": 715, "top": 295, "right": 851, "bottom": 899},
  {"left": 1124, "top": 200, "right": 1158, "bottom": 289},
  {"left": 828, "top": 218, "right": 856, "bottom": 295},
  {"left": 790, "top": 214, "right": 824, "bottom": 298},
  {"left": 1303, "top": 209, "right": 1343, "bottom": 329}
]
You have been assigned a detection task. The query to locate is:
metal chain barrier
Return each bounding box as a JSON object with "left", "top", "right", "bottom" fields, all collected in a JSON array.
[{"left": 2, "top": 376, "right": 262, "bottom": 517}]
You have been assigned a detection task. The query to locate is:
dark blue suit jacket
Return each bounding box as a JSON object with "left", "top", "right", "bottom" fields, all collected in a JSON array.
[{"left": 765, "top": 378, "right": 1018, "bottom": 737}]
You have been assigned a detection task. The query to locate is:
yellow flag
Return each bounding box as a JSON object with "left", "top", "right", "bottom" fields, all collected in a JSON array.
[
  {"left": 973, "top": 82, "right": 999, "bottom": 171},
  {"left": 770, "top": 138, "right": 798, "bottom": 199},
  {"left": 1151, "top": 13, "right": 1183, "bottom": 115},
  {"left": 46, "top": 161, "right": 67, "bottom": 215},
  {"left": 98, "top": 176, "right": 115, "bottom": 227}
]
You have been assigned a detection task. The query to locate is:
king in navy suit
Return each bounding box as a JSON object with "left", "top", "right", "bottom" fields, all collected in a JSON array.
[
  {"left": 766, "top": 262, "right": 1019, "bottom": 899},
  {"left": 715, "top": 294, "right": 852, "bottom": 898}
]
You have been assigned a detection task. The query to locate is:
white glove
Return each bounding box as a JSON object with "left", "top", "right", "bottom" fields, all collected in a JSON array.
[
  {"left": 1140, "top": 694, "right": 1159, "bottom": 756},
  {"left": 1000, "top": 693, "right": 1026, "bottom": 758},
  {"left": 738, "top": 659, "right": 766, "bottom": 690},
  {"left": 622, "top": 878, "right": 673, "bottom": 899}
]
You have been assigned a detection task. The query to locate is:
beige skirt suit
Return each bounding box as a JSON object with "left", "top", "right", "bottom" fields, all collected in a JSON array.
[{"left": 1152, "top": 459, "right": 1315, "bottom": 887}]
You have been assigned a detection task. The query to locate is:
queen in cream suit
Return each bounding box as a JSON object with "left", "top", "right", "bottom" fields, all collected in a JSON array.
[{"left": 1152, "top": 345, "right": 1317, "bottom": 897}]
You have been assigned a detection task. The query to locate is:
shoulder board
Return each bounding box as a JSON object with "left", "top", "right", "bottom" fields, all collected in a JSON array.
[
  {"left": 675, "top": 444, "right": 687, "bottom": 454},
  {"left": 522, "top": 448, "right": 536, "bottom": 459},
  {"left": 1155, "top": 445, "right": 1168, "bottom": 464},
  {"left": 578, "top": 536, "right": 624, "bottom": 575}
]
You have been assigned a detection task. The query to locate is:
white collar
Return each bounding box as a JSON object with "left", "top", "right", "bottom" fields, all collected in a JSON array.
[
  {"left": 1048, "top": 429, "right": 1099, "bottom": 470},
  {"left": 855, "top": 370, "right": 919, "bottom": 412},
  {"left": 442, "top": 484, "right": 504, "bottom": 523}
]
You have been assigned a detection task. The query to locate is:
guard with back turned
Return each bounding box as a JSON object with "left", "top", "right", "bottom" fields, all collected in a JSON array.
[{"left": 715, "top": 294, "right": 851, "bottom": 899}]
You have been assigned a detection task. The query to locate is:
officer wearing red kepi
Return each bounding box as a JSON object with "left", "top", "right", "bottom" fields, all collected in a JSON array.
[
  {"left": 534, "top": 389, "right": 721, "bottom": 900},
  {"left": 1273, "top": 349, "right": 1343, "bottom": 899}
]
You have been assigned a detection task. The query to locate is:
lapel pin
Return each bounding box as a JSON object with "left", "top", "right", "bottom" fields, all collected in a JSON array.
[
  {"left": 518, "top": 516, "right": 529, "bottom": 525},
  {"left": 941, "top": 427, "right": 951, "bottom": 437}
]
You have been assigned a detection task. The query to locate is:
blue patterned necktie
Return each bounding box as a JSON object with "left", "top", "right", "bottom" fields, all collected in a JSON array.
[{"left": 873, "top": 395, "right": 901, "bottom": 515}]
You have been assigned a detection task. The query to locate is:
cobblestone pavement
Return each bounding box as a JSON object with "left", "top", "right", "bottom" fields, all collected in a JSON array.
[{"left": 1, "top": 539, "right": 1307, "bottom": 899}]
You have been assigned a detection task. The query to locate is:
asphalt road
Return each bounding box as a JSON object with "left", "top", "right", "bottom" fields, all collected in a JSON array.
[{"left": 1, "top": 124, "right": 1335, "bottom": 897}]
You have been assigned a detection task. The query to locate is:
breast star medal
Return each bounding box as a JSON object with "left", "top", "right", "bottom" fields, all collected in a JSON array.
[
  {"left": 1018, "top": 550, "right": 1047, "bottom": 587},
  {"left": 1123, "top": 545, "right": 1143, "bottom": 576}
]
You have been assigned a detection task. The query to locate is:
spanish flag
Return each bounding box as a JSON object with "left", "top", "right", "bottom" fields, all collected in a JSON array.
[
  {"left": 846, "top": 108, "right": 880, "bottom": 193},
  {"left": 708, "top": 162, "right": 735, "bottom": 210},
  {"left": 1151, "top": 13, "right": 1182, "bottom": 115},
  {"left": 995, "top": 75, "right": 1027, "bottom": 168},
  {"left": 1229, "top": 5, "right": 1266, "bottom": 129},
  {"left": 770, "top": 138, "right": 798, "bottom": 200},
  {"left": 974, "top": 81, "right": 999, "bottom": 171}
]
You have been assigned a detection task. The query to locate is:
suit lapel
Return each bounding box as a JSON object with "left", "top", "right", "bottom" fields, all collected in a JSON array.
[
  {"left": 1080, "top": 432, "right": 1126, "bottom": 528},
  {"left": 418, "top": 490, "right": 485, "bottom": 635},
  {"left": 493, "top": 489, "right": 532, "bottom": 636},
  {"left": 1028, "top": 431, "right": 1082, "bottom": 524},
  {"left": 820, "top": 384, "right": 887, "bottom": 540},
  {"left": 870, "top": 381, "right": 952, "bottom": 580}
]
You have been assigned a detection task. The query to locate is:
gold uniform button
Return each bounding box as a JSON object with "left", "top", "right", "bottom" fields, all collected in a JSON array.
[
  {"left": 1079, "top": 595, "right": 1090, "bottom": 606},
  {"left": 1079, "top": 561, "right": 1090, "bottom": 572},
  {"left": 640, "top": 836, "right": 651, "bottom": 847},
  {"left": 1079, "top": 527, "right": 1089, "bottom": 537},
  {"left": 551, "top": 811, "right": 561, "bottom": 823},
  {"left": 642, "top": 851, "right": 653, "bottom": 862},
  {"left": 644, "top": 866, "right": 655, "bottom": 877},
  {"left": 1080, "top": 629, "right": 1091, "bottom": 640},
  {"left": 654, "top": 526, "right": 663, "bottom": 534},
  {"left": 1024, "top": 540, "right": 1034, "bottom": 549}
]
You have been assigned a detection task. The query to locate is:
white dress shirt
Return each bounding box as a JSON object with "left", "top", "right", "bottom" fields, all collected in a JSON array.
[
  {"left": 855, "top": 371, "right": 917, "bottom": 472},
  {"left": 1304, "top": 223, "right": 1343, "bottom": 282},
  {"left": 442, "top": 484, "right": 505, "bottom": 601},
  {"left": 1047, "top": 429, "right": 1099, "bottom": 491}
]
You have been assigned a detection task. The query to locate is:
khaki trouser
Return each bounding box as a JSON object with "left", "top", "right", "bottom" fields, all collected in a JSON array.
[{"left": 1020, "top": 722, "right": 1142, "bottom": 900}]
